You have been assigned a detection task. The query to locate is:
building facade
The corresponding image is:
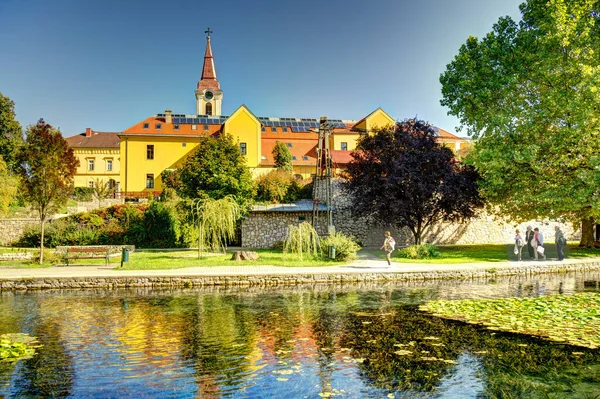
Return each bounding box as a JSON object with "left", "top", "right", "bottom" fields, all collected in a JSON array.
[
  {"left": 68, "top": 31, "right": 467, "bottom": 195},
  {"left": 65, "top": 128, "right": 120, "bottom": 191}
]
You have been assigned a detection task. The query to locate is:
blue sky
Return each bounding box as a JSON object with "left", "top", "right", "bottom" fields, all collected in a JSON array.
[{"left": 0, "top": 0, "right": 522, "bottom": 137}]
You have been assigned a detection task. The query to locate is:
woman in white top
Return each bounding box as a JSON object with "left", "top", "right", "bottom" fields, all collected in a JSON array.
[
  {"left": 514, "top": 229, "right": 524, "bottom": 261},
  {"left": 380, "top": 231, "right": 396, "bottom": 266}
]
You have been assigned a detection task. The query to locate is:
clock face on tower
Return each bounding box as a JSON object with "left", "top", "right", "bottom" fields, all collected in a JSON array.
[{"left": 205, "top": 91, "right": 213, "bottom": 100}]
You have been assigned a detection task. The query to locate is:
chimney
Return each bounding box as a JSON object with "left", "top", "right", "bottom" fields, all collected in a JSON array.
[
  {"left": 165, "top": 109, "right": 172, "bottom": 124},
  {"left": 85, "top": 128, "right": 93, "bottom": 137}
]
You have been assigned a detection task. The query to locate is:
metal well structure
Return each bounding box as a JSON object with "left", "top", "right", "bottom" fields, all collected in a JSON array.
[{"left": 311, "top": 116, "right": 334, "bottom": 233}]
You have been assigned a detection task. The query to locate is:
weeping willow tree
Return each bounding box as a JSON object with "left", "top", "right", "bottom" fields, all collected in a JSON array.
[
  {"left": 283, "top": 222, "right": 320, "bottom": 261},
  {"left": 193, "top": 196, "right": 241, "bottom": 258}
]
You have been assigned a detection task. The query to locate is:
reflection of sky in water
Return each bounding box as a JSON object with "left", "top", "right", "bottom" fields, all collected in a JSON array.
[{"left": 0, "top": 272, "right": 598, "bottom": 398}]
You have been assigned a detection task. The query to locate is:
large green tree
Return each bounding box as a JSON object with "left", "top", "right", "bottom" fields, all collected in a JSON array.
[
  {"left": 0, "top": 93, "right": 23, "bottom": 172},
  {"left": 440, "top": 0, "right": 600, "bottom": 246},
  {"left": 175, "top": 134, "right": 255, "bottom": 210},
  {"left": 0, "top": 155, "right": 18, "bottom": 216},
  {"left": 16, "top": 119, "right": 79, "bottom": 263}
]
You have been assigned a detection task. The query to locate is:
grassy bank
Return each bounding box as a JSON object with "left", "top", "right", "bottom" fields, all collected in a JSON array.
[
  {"left": 369, "top": 243, "right": 600, "bottom": 264},
  {"left": 0, "top": 249, "right": 345, "bottom": 269},
  {"left": 119, "top": 250, "right": 344, "bottom": 269},
  {"left": 2, "top": 243, "right": 600, "bottom": 269}
]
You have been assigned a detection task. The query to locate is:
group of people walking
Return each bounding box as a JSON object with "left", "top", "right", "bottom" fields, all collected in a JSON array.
[{"left": 514, "top": 226, "right": 566, "bottom": 261}]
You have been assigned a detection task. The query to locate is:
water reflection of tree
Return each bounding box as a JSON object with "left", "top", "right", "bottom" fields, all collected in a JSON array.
[
  {"left": 339, "top": 304, "right": 600, "bottom": 397},
  {"left": 179, "top": 295, "right": 259, "bottom": 397},
  {"left": 12, "top": 320, "right": 74, "bottom": 398}
]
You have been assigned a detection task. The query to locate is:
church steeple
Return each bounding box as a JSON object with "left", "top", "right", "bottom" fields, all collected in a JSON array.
[{"left": 196, "top": 28, "right": 223, "bottom": 116}]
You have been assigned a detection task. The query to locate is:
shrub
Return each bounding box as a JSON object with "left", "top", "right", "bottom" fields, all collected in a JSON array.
[
  {"left": 16, "top": 224, "right": 55, "bottom": 247},
  {"left": 397, "top": 244, "right": 440, "bottom": 259},
  {"left": 142, "top": 201, "right": 180, "bottom": 248},
  {"left": 255, "top": 170, "right": 293, "bottom": 203},
  {"left": 319, "top": 232, "right": 361, "bottom": 261},
  {"left": 73, "top": 187, "right": 94, "bottom": 202},
  {"left": 284, "top": 222, "right": 320, "bottom": 261},
  {"left": 271, "top": 240, "right": 285, "bottom": 250},
  {"left": 32, "top": 249, "right": 61, "bottom": 265},
  {"left": 284, "top": 179, "right": 313, "bottom": 202},
  {"left": 76, "top": 213, "right": 105, "bottom": 227}
]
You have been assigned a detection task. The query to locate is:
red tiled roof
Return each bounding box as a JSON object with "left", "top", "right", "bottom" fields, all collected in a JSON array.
[
  {"left": 330, "top": 150, "right": 354, "bottom": 165},
  {"left": 66, "top": 131, "right": 120, "bottom": 148},
  {"left": 332, "top": 127, "right": 357, "bottom": 134},
  {"left": 121, "top": 116, "right": 222, "bottom": 137},
  {"left": 261, "top": 130, "right": 318, "bottom": 140},
  {"left": 261, "top": 139, "right": 317, "bottom": 166},
  {"left": 436, "top": 127, "right": 464, "bottom": 141}
]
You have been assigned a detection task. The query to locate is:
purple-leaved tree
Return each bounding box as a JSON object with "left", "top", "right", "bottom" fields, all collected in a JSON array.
[{"left": 345, "top": 118, "right": 483, "bottom": 245}]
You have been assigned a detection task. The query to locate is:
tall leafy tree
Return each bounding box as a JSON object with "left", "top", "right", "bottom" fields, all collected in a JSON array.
[
  {"left": 0, "top": 92, "right": 23, "bottom": 172},
  {"left": 176, "top": 134, "right": 255, "bottom": 210},
  {"left": 440, "top": 0, "right": 600, "bottom": 246},
  {"left": 345, "top": 119, "right": 483, "bottom": 244},
  {"left": 16, "top": 119, "right": 79, "bottom": 263},
  {"left": 272, "top": 141, "right": 292, "bottom": 172},
  {"left": 0, "top": 155, "right": 18, "bottom": 216}
]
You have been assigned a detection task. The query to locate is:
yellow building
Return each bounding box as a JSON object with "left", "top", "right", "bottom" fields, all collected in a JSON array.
[
  {"left": 65, "top": 128, "right": 120, "bottom": 190},
  {"left": 68, "top": 31, "right": 467, "bottom": 194}
]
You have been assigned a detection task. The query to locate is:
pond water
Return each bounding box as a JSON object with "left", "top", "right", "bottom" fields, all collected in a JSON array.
[{"left": 1, "top": 273, "right": 599, "bottom": 399}]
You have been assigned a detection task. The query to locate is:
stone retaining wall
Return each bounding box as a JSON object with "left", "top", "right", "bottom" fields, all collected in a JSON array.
[
  {"left": 329, "top": 180, "right": 580, "bottom": 247},
  {"left": 243, "top": 179, "right": 582, "bottom": 249},
  {"left": 241, "top": 211, "right": 324, "bottom": 248},
  {"left": 2, "top": 261, "right": 599, "bottom": 291},
  {"left": 67, "top": 199, "right": 123, "bottom": 214},
  {"left": 0, "top": 218, "right": 38, "bottom": 246}
]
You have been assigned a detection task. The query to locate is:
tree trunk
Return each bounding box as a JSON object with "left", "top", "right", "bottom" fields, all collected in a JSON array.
[
  {"left": 414, "top": 227, "right": 422, "bottom": 245},
  {"left": 39, "top": 219, "right": 45, "bottom": 264},
  {"left": 579, "top": 216, "right": 597, "bottom": 247}
]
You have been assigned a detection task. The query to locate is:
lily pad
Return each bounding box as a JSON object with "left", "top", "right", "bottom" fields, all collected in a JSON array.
[
  {"left": 0, "top": 333, "right": 41, "bottom": 362},
  {"left": 419, "top": 293, "right": 600, "bottom": 349}
]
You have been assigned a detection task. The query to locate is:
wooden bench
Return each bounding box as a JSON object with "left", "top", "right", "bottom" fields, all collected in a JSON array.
[{"left": 64, "top": 247, "right": 110, "bottom": 266}]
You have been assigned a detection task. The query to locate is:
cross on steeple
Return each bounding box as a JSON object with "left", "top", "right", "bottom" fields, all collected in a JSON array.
[{"left": 205, "top": 27, "right": 212, "bottom": 39}]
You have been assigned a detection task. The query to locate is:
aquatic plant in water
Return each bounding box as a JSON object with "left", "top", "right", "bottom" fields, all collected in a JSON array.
[
  {"left": 419, "top": 293, "right": 600, "bottom": 348},
  {"left": 0, "top": 333, "right": 41, "bottom": 362}
]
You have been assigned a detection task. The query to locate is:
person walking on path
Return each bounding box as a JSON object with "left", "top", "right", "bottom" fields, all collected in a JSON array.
[
  {"left": 380, "top": 231, "right": 396, "bottom": 266},
  {"left": 534, "top": 228, "right": 546, "bottom": 260},
  {"left": 525, "top": 226, "right": 535, "bottom": 260},
  {"left": 555, "top": 226, "right": 566, "bottom": 261},
  {"left": 514, "top": 229, "right": 525, "bottom": 261}
]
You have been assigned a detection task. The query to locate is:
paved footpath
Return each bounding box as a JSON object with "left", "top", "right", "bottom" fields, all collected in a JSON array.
[{"left": 1, "top": 250, "right": 598, "bottom": 280}]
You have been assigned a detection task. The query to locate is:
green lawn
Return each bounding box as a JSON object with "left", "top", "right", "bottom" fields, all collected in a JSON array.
[
  {"left": 0, "top": 249, "right": 344, "bottom": 269},
  {"left": 119, "top": 249, "right": 344, "bottom": 269},
  {"left": 2, "top": 243, "right": 600, "bottom": 269},
  {"left": 368, "top": 243, "right": 600, "bottom": 264}
]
